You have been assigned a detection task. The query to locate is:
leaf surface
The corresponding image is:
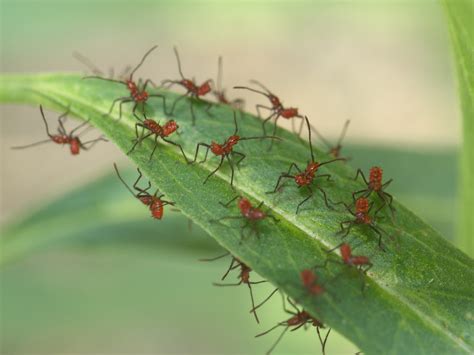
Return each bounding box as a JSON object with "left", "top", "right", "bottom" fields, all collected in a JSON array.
[{"left": 0, "top": 73, "right": 472, "bottom": 354}]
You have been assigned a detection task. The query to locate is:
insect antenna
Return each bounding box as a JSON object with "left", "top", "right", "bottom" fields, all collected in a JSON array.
[
  {"left": 305, "top": 116, "right": 315, "bottom": 162},
  {"left": 213, "top": 281, "right": 242, "bottom": 287},
  {"left": 217, "top": 56, "right": 223, "bottom": 92},
  {"left": 113, "top": 163, "right": 138, "bottom": 198},
  {"left": 35, "top": 105, "right": 52, "bottom": 137},
  {"left": 249, "top": 79, "right": 274, "bottom": 95},
  {"left": 232, "top": 110, "right": 239, "bottom": 135},
  {"left": 199, "top": 252, "right": 230, "bottom": 262},
  {"left": 118, "top": 65, "right": 133, "bottom": 79},
  {"left": 81, "top": 136, "right": 108, "bottom": 146},
  {"left": 336, "top": 120, "right": 350, "bottom": 147},
  {"left": 69, "top": 119, "right": 91, "bottom": 136},
  {"left": 129, "top": 45, "right": 158, "bottom": 80},
  {"left": 11, "top": 139, "right": 52, "bottom": 150},
  {"left": 173, "top": 46, "right": 186, "bottom": 79},
  {"left": 11, "top": 105, "right": 53, "bottom": 149},
  {"left": 239, "top": 135, "right": 281, "bottom": 141},
  {"left": 319, "top": 157, "right": 346, "bottom": 167},
  {"left": 82, "top": 75, "right": 125, "bottom": 85},
  {"left": 73, "top": 51, "right": 103, "bottom": 76},
  {"left": 309, "top": 125, "right": 332, "bottom": 150},
  {"left": 233, "top": 85, "right": 270, "bottom": 99}
]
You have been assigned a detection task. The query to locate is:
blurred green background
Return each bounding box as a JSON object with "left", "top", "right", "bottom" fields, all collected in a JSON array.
[{"left": 0, "top": 0, "right": 460, "bottom": 354}]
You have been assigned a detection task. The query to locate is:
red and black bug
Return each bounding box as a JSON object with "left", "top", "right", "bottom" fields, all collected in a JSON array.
[
  {"left": 212, "top": 195, "right": 279, "bottom": 241},
  {"left": 338, "top": 242, "right": 372, "bottom": 272},
  {"left": 269, "top": 116, "right": 345, "bottom": 213},
  {"left": 73, "top": 51, "right": 132, "bottom": 81},
  {"left": 311, "top": 120, "right": 350, "bottom": 158},
  {"left": 161, "top": 47, "right": 214, "bottom": 125},
  {"left": 11, "top": 105, "right": 106, "bottom": 155},
  {"left": 256, "top": 295, "right": 331, "bottom": 355},
  {"left": 300, "top": 269, "right": 325, "bottom": 296},
  {"left": 191, "top": 112, "right": 280, "bottom": 188},
  {"left": 315, "top": 242, "right": 372, "bottom": 292},
  {"left": 113, "top": 163, "right": 174, "bottom": 220},
  {"left": 353, "top": 166, "right": 395, "bottom": 217},
  {"left": 234, "top": 80, "right": 304, "bottom": 140},
  {"left": 202, "top": 252, "right": 266, "bottom": 323},
  {"left": 213, "top": 56, "right": 244, "bottom": 110},
  {"left": 337, "top": 197, "right": 389, "bottom": 250},
  {"left": 127, "top": 113, "right": 189, "bottom": 162},
  {"left": 84, "top": 45, "right": 166, "bottom": 120},
  {"left": 317, "top": 242, "right": 373, "bottom": 273}
]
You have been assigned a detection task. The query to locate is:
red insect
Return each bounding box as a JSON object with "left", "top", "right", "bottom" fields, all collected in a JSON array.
[
  {"left": 269, "top": 116, "right": 345, "bottom": 213},
  {"left": 161, "top": 47, "right": 214, "bottom": 125},
  {"left": 256, "top": 295, "right": 331, "bottom": 355},
  {"left": 73, "top": 51, "right": 132, "bottom": 81},
  {"left": 311, "top": 120, "right": 351, "bottom": 158},
  {"left": 202, "top": 252, "right": 266, "bottom": 323},
  {"left": 315, "top": 242, "right": 373, "bottom": 292},
  {"left": 191, "top": 112, "right": 280, "bottom": 187},
  {"left": 234, "top": 80, "right": 305, "bottom": 140},
  {"left": 113, "top": 163, "right": 174, "bottom": 220},
  {"left": 319, "top": 242, "right": 372, "bottom": 270},
  {"left": 353, "top": 166, "right": 395, "bottom": 217},
  {"left": 339, "top": 243, "right": 372, "bottom": 271},
  {"left": 213, "top": 56, "right": 244, "bottom": 110},
  {"left": 11, "top": 105, "right": 106, "bottom": 155},
  {"left": 300, "top": 269, "right": 325, "bottom": 296},
  {"left": 84, "top": 45, "right": 166, "bottom": 120},
  {"left": 212, "top": 195, "right": 279, "bottom": 241},
  {"left": 338, "top": 197, "right": 389, "bottom": 250},
  {"left": 127, "top": 113, "right": 189, "bottom": 162}
]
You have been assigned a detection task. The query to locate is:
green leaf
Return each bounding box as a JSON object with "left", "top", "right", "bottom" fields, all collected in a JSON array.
[
  {"left": 0, "top": 73, "right": 472, "bottom": 354},
  {"left": 2, "top": 145, "right": 458, "bottom": 263},
  {"left": 442, "top": 0, "right": 474, "bottom": 256}
]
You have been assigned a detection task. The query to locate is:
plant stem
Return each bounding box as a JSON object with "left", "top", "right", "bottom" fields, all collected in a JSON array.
[{"left": 442, "top": 0, "right": 474, "bottom": 256}]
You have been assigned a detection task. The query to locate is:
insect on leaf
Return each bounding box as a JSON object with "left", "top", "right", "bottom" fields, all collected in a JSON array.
[{"left": 0, "top": 73, "right": 473, "bottom": 354}]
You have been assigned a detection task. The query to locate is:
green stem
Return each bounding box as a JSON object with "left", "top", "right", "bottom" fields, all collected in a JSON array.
[{"left": 442, "top": 0, "right": 474, "bottom": 256}]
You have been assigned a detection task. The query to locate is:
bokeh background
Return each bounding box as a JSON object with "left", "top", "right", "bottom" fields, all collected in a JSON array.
[{"left": 0, "top": 0, "right": 460, "bottom": 354}]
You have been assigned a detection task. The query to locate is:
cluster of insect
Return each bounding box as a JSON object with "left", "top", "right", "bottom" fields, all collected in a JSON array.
[{"left": 13, "top": 46, "right": 397, "bottom": 355}]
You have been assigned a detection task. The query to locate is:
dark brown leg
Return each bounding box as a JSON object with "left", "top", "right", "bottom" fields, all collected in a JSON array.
[
  {"left": 203, "top": 156, "right": 225, "bottom": 184},
  {"left": 296, "top": 185, "right": 314, "bottom": 214},
  {"left": 161, "top": 137, "right": 189, "bottom": 163}
]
